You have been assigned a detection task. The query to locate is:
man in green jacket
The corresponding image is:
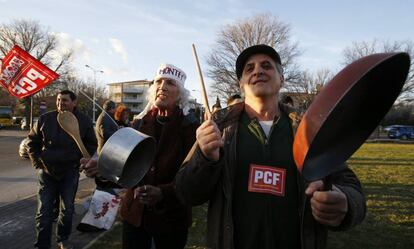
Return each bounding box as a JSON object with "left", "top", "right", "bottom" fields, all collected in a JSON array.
[{"left": 175, "top": 44, "right": 366, "bottom": 249}]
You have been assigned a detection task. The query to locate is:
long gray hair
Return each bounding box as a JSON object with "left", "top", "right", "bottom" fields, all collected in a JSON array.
[{"left": 135, "top": 80, "right": 191, "bottom": 119}]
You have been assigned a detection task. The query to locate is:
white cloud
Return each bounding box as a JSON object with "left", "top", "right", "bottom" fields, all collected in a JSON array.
[
  {"left": 102, "top": 66, "right": 131, "bottom": 77},
  {"left": 109, "top": 38, "right": 128, "bottom": 63},
  {"left": 53, "top": 32, "right": 90, "bottom": 61}
]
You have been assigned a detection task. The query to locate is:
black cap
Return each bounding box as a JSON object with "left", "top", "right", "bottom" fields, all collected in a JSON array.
[{"left": 235, "top": 44, "right": 281, "bottom": 80}]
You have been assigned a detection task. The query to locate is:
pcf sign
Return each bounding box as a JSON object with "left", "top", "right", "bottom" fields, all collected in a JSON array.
[{"left": 0, "top": 45, "right": 59, "bottom": 99}]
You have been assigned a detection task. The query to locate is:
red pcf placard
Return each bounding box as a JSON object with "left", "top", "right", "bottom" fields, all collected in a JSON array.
[{"left": 0, "top": 45, "right": 59, "bottom": 99}]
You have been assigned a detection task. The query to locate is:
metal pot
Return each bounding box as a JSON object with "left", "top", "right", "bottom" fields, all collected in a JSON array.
[
  {"left": 98, "top": 127, "right": 156, "bottom": 188},
  {"left": 293, "top": 52, "right": 411, "bottom": 182}
]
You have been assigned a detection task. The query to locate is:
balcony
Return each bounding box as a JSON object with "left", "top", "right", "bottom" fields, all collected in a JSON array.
[
  {"left": 130, "top": 107, "right": 142, "bottom": 113},
  {"left": 111, "top": 97, "right": 122, "bottom": 103},
  {"left": 123, "top": 87, "right": 144, "bottom": 93},
  {"left": 123, "top": 97, "right": 145, "bottom": 103}
]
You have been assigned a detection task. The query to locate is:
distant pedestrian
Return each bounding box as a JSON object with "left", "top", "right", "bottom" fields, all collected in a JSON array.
[
  {"left": 282, "top": 95, "right": 294, "bottom": 107},
  {"left": 114, "top": 104, "right": 131, "bottom": 128},
  {"left": 96, "top": 100, "right": 118, "bottom": 154},
  {"left": 227, "top": 93, "right": 243, "bottom": 106},
  {"left": 212, "top": 96, "right": 222, "bottom": 114}
]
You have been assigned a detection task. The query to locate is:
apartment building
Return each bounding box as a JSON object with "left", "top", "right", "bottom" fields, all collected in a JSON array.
[{"left": 107, "top": 80, "right": 152, "bottom": 114}]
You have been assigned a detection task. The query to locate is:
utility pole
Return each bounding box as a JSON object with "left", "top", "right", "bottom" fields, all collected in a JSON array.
[{"left": 85, "top": 64, "right": 104, "bottom": 124}]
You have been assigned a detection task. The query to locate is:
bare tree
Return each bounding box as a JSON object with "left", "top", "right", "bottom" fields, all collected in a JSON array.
[
  {"left": 0, "top": 88, "right": 16, "bottom": 106},
  {"left": 0, "top": 19, "right": 73, "bottom": 75},
  {"left": 64, "top": 75, "right": 107, "bottom": 119},
  {"left": 0, "top": 19, "right": 74, "bottom": 127},
  {"left": 382, "top": 102, "right": 414, "bottom": 126},
  {"left": 285, "top": 68, "right": 334, "bottom": 112},
  {"left": 206, "top": 13, "right": 302, "bottom": 100},
  {"left": 288, "top": 68, "right": 332, "bottom": 94},
  {"left": 342, "top": 40, "right": 414, "bottom": 101}
]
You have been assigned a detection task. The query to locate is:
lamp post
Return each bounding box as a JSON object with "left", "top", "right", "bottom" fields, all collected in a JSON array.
[{"left": 85, "top": 64, "right": 104, "bottom": 124}]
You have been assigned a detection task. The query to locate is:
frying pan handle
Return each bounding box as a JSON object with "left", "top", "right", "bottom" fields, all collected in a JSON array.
[{"left": 323, "top": 175, "right": 333, "bottom": 191}]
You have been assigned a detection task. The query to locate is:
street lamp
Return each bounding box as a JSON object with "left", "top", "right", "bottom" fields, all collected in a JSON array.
[{"left": 85, "top": 64, "right": 104, "bottom": 124}]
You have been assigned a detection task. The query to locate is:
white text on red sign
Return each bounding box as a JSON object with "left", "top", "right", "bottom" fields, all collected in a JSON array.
[
  {"left": 12, "top": 68, "right": 46, "bottom": 95},
  {"left": 0, "top": 56, "right": 25, "bottom": 84},
  {"left": 248, "top": 164, "right": 286, "bottom": 196}
]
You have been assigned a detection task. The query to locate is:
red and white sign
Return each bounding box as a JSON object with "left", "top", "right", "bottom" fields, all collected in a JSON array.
[
  {"left": 0, "top": 45, "right": 59, "bottom": 99},
  {"left": 248, "top": 164, "right": 286, "bottom": 196}
]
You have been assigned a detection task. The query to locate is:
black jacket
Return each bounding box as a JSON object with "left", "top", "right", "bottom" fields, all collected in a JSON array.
[
  {"left": 95, "top": 111, "right": 120, "bottom": 188},
  {"left": 96, "top": 111, "right": 118, "bottom": 154},
  {"left": 27, "top": 109, "right": 97, "bottom": 179}
]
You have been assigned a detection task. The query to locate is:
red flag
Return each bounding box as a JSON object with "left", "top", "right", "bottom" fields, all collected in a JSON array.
[{"left": 0, "top": 45, "right": 59, "bottom": 99}]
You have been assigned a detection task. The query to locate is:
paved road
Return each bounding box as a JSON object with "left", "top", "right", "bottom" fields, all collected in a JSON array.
[
  {"left": 0, "top": 129, "right": 36, "bottom": 207},
  {"left": 0, "top": 129, "right": 90, "bottom": 207},
  {"left": 0, "top": 177, "right": 99, "bottom": 249},
  {"left": 0, "top": 129, "right": 104, "bottom": 248}
]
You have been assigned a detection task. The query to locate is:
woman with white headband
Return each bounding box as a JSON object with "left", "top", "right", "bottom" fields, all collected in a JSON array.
[{"left": 119, "top": 63, "right": 199, "bottom": 249}]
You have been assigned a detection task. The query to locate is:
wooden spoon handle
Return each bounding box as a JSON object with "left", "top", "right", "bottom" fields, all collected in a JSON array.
[
  {"left": 73, "top": 135, "right": 91, "bottom": 158},
  {"left": 192, "top": 44, "right": 211, "bottom": 119}
]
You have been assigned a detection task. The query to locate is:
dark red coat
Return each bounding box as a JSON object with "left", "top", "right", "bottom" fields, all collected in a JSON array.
[{"left": 120, "top": 107, "right": 199, "bottom": 233}]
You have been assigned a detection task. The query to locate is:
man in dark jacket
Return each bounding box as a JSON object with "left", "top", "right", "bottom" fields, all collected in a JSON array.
[
  {"left": 96, "top": 100, "right": 117, "bottom": 154},
  {"left": 93, "top": 100, "right": 120, "bottom": 189},
  {"left": 175, "top": 45, "right": 366, "bottom": 249},
  {"left": 27, "top": 90, "right": 97, "bottom": 249}
]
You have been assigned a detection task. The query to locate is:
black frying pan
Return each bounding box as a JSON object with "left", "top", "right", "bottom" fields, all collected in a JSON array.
[{"left": 293, "top": 52, "right": 411, "bottom": 185}]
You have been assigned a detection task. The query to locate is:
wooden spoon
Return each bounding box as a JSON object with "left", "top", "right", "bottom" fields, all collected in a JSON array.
[{"left": 57, "top": 111, "right": 91, "bottom": 158}]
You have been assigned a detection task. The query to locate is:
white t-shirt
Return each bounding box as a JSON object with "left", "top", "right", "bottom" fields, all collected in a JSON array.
[{"left": 259, "top": 120, "right": 273, "bottom": 138}]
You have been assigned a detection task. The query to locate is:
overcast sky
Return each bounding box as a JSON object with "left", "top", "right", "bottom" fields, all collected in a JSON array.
[{"left": 2, "top": 0, "right": 413, "bottom": 102}]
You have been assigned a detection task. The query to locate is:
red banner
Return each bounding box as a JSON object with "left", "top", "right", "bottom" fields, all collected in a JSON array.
[{"left": 0, "top": 45, "right": 59, "bottom": 99}]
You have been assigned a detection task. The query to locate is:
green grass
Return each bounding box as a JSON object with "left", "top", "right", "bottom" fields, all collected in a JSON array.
[
  {"left": 89, "top": 143, "right": 414, "bottom": 249},
  {"left": 327, "top": 143, "right": 414, "bottom": 249}
]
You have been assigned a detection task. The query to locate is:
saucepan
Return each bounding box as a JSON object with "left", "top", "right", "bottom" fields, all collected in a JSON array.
[
  {"left": 98, "top": 127, "right": 156, "bottom": 188},
  {"left": 293, "top": 52, "right": 411, "bottom": 185}
]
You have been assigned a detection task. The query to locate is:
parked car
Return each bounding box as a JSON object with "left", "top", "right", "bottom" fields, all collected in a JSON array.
[
  {"left": 0, "top": 106, "right": 13, "bottom": 128},
  {"left": 387, "top": 125, "right": 414, "bottom": 140},
  {"left": 19, "top": 137, "right": 30, "bottom": 159},
  {"left": 12, "top": 116, "right": 23, "bottom": 125},
  {"left": 20, "top": 117, "right": 39, "bottom": 130}
]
